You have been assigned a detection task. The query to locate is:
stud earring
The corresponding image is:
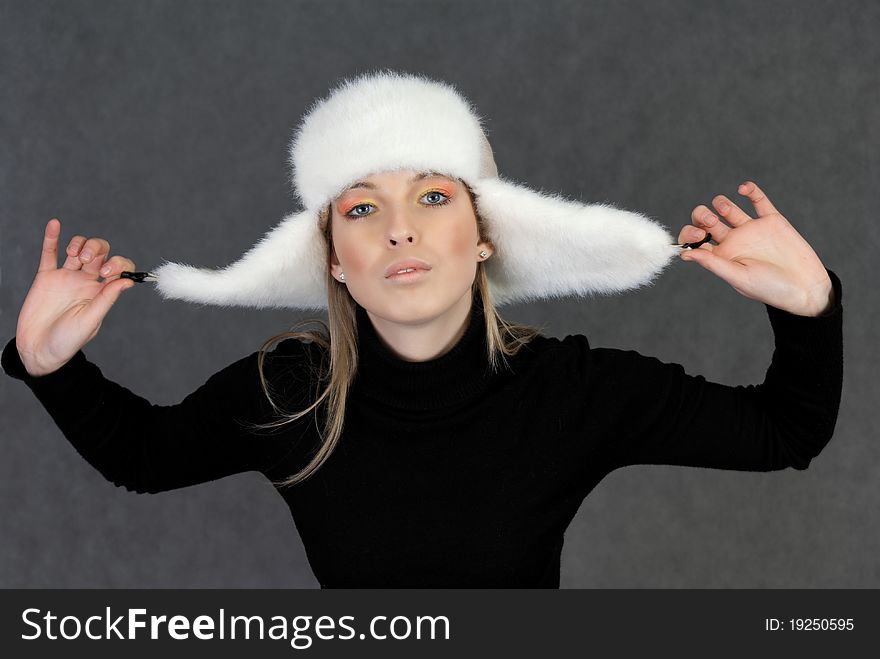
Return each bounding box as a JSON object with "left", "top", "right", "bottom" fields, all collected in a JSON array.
[
  {"left": 339, "top": 272, "right": 345, "bottom": 281},
  {"left": 479, "top": 251, "right": 488, "bottom": 259}
]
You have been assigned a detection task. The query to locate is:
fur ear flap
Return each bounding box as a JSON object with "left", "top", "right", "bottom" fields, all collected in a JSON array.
[
  {"left": 151, "top": 209, "right": 330, "bottom": 311},
  {"left": 149, "top": 178, "right": 678, "bottom": 311},
  {"left": 472, "top": 177, "right": 679, "bottom": 306}
]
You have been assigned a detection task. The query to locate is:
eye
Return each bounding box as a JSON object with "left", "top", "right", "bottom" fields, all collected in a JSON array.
[
  {"left": 345, "top": 203, "right": 375, "bottom": 220},
  {"left": 420, "top": 190, "right": 451, "bottom": 207},
  {"left": 343, "top": 190, "right": 451, "bottom": 221}
]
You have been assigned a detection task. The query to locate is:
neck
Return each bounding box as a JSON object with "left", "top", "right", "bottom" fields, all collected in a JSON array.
[
  {"left": 363, "top": 290, "right": 475, "bottom": 363},
  {"left": 353, "top": 290, "right": 494, "bottom": 411}
]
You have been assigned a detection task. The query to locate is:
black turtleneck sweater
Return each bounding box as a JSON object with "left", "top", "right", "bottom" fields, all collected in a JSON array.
[{"left": 2, "top": 269, "right": 844, "bottom": 588}]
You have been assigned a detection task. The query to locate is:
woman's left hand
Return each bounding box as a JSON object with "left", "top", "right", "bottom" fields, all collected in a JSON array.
[{"left": 678, "top": 181, "right": 834, "bottom": 317}]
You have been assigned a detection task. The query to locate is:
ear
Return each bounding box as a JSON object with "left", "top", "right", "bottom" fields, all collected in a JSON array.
[
  {"left": 477, "top": 237, "right": 495, "bottom": 259},
  {"left": 328, "top": 242, "right": 343, "bottom": 279},
  {"left": 324, "top": 206, "right": 346, "bottom": 280}
]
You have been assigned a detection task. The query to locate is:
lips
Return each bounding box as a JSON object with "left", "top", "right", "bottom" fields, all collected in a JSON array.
[{"left": 383, "top": 258, "right": 433, "bottom": 278}]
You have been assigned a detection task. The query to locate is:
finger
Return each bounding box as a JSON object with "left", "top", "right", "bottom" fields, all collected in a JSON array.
[
  {"left": 738, "top": 180, "right": 779, "bottom": 217},
  {"left": 77, "top": 238, "right": 111, "bottom": 276},
  {"left": 98, "top": 256, "right": 137, "bottom": 281},
  {"left": 83, "top": 276, "right": 137, "bottom": 327},
  {"left": 62, "top": 235, "right": 89, "bottom": 270},
  {"left": 681, "top": 245, "right": 745, "bottom": 282},
  {"left": 712, "top": 194, "right": 752, "bottom": 227},
  {"left": 690, "top": 205, "right": 730, "bottom": 241},
  {"left": 679, "top": 240, "right": 715, "bottom": 258},
  {"left": 38, "top": 218, "right": 62, "bottom": 272},
  {"left": 677, "top": 225, "right": 711, "bottom": 245}
]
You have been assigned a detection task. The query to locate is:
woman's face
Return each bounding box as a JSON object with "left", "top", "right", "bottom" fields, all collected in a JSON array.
[{"left": 329, "top": 169, "right": 493, "bottom": 325}]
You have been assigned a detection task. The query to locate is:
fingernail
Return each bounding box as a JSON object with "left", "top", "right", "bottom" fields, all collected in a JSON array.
[
  {"left": 703, "top": 214, "right": 716, "bottom": 225},
  {"left": 80, "top": 250, "right": 92, "bottom": 262},
  {"left": 101, "top": 265, "right": 111, "bottom": 275},
  {"left": 718, "top": 202, "right": 729, "bottom": 213}
]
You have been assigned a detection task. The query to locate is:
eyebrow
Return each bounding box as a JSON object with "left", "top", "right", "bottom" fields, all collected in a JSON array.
[{"left": 344, "top": 171, "right": 449, "bottom": 191}]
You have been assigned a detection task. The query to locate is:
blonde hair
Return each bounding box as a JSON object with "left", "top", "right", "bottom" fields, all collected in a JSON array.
[{"left": 248, "top": 183, "right": 545, "bottom": 489}]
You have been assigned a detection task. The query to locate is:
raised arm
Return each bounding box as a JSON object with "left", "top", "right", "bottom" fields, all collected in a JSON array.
[
  {"left": 5, "top": 218, "right": 319, "bottom": 493},
  {"left": 565, "top": 180, "right": 845, "bottom": 473},
  {"left": 2, "top": 336, "right": 319, "bottom": 493},
  {"left": 572, "top": 267, "right": 843, "bottom": 472}
]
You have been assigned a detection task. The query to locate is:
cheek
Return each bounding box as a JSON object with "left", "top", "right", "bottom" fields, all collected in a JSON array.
[
  {"left": 445, "top": 219, "right": 479, "bottom": 258},
  {"left": 449, "top": 232, "right": 472, "bottom": 258},
  {"left": 332, "top": 227, "right": 371, "bottom": 273}
]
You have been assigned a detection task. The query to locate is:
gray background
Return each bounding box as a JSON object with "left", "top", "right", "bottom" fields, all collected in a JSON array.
[{"left": 1, "top": 0, "right": 876, "bottom": 588}]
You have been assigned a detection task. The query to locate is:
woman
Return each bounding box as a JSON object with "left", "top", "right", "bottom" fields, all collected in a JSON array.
[{"left": 3, "top": 71, "right": 843, "bottom": 588}]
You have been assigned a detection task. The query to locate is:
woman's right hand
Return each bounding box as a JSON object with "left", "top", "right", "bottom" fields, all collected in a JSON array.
[{"left": 15, "top": 218, "right": 138, "bottom": 377}]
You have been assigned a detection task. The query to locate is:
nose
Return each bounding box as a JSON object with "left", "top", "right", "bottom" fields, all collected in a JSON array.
[
  {"left": 386, "top": 207, "right": 418, "bottom": 247},
  {"left": 389, "top": 233, "right": 415, "bottom": 246}
]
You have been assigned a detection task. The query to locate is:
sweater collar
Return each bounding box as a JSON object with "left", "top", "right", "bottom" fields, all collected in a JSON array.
[{"left": 353, "top": 293, "right": 495, "bottom": 411}]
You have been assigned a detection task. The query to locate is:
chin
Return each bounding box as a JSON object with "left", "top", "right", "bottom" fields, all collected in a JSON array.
[{"left": 369, "top": 289, "right": 466, "bottom": 326}]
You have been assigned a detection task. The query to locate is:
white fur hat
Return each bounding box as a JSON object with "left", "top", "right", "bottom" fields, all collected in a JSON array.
[{"left": 148, "top": 70, "right": 681, "bottom": 310}]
